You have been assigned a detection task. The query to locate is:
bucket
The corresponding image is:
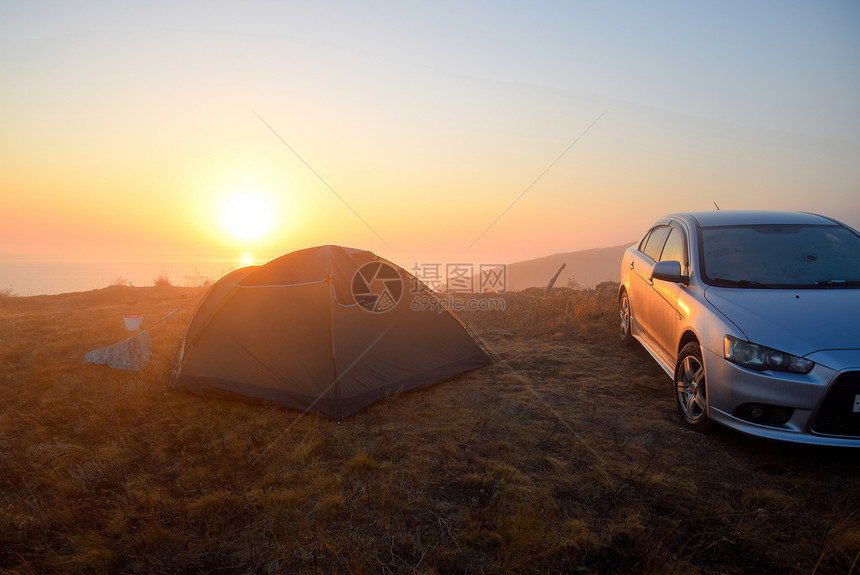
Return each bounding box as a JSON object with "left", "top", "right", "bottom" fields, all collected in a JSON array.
[{"left": 124, "top": 315, "right": 143, "bottom": 331}]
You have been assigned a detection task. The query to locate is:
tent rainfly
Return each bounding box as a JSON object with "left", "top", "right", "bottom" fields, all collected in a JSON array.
[{"left": 169, "top": 245, "right": 492, "bottom": 419}]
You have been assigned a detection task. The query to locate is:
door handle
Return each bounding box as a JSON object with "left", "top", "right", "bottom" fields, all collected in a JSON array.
[{"left": 629, "top": 260, "right": 635, "bottom": 270}]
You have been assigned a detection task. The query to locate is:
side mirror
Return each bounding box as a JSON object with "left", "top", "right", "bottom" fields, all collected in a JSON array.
[{"left": 651, "top": 260, "right": 686, "bottom": 284}]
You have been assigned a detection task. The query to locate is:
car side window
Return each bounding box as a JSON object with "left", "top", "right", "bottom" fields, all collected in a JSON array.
[
  {"left": 641, "top": 226, "right": 671, "bottom": 261},
  {"left": 637, "top": 230, "right": 653, "bottom": 252},
  {"left": 660, "top": 227, "right": 686, "bottom": 265}
]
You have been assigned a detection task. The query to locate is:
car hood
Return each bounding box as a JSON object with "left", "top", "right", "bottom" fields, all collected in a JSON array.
[{"left": 704, "top": 287, "right": 860, "bottom": 357}]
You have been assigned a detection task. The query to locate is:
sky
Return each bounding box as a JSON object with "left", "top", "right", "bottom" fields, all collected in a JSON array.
[{"left": 2, "top": 1, "right": 859, "bottom": 290}]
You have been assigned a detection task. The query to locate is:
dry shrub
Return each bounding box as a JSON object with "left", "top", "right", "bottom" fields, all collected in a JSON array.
[
  {"left": 153, "top": 274, "right": 172, "bottom": 287},
  {"left": 457, "top": 285, "right": 618, "bottom": 340},
  {"left": 346, "top": 452, "right": 379, "bottom": 474}
]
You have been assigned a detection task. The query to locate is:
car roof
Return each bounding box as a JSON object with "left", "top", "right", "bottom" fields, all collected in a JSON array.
[{"left": 665, "top": 210, "right": 840, "bottom": 228}]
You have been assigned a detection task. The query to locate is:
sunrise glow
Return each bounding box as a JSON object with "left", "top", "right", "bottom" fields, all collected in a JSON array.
[
  {"left": 1, "top": 2, "right": 857, "bottom": 297},
  {"left": 221, "top": 192, "right": 274, "bottom": 243}
]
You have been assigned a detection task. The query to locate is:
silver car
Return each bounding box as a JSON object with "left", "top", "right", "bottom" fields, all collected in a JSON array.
[{"left": 619, "top": 210, "right": 860, "bottom": 447}]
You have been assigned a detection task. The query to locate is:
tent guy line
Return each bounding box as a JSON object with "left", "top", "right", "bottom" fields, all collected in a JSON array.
[
  {"left": 252, "top": 109, "right": 393, "bottom": 250},
  {"left": 464, "top": 108, "right": 608, "bottom": 254}
]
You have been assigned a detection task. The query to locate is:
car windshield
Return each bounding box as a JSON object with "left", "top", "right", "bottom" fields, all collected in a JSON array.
[{"left": 700, "top": 224, "right": 860, "bottom": 288}]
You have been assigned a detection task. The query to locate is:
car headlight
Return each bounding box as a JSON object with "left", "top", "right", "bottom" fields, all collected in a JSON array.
[{"left": 724, "top": 336, "right": 814, "bottom": 374}]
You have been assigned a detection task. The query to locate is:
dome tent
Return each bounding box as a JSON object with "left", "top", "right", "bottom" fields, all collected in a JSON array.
[{"left": 169, "top": 245, "right": 492, "bottom": 419}]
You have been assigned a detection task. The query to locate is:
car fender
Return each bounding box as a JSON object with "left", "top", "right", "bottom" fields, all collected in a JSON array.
[{"left": 675, "top": 285, "right": 747, "bottom": 409}]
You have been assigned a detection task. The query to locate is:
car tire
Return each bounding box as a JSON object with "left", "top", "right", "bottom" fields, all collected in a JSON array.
[
  {"left": 674, "top": 342, "right": 717, "bottom": 434},
  {"left": 619, "top": 290, "right": 634, "bottom": 346}
]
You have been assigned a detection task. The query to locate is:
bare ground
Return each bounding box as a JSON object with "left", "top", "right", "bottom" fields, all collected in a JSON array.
[{"left": 0, "top": 285, "right": 857, "bottom": 574}]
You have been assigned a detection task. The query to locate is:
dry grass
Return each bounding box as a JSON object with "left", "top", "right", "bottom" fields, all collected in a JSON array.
[{"left": 0, "top": 283, "right": 858, "bottom": 574}]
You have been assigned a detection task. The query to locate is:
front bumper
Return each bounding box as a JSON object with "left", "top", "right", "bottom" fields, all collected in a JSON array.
[{"left": 703, "top": 347, "right": 860, "bottom": 447}]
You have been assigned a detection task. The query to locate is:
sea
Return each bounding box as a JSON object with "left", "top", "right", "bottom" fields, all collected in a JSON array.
[{"left": 0, "top": 260, "right": 243, "bottom": 297}]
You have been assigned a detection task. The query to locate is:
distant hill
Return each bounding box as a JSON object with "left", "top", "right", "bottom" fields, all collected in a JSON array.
[{"left": 503, "top": 243, "right": 634, "bottom": 291}]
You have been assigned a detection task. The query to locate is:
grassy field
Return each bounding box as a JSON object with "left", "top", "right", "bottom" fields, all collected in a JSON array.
[{"left": 0, "top": 284, "right": 858, "bottom": 574}]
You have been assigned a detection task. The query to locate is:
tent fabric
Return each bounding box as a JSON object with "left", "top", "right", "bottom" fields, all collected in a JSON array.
[
  {"left": 85, "top": 330, "right": 152, "bottom": 371},
  {"left": 169, "top": 245, "right": 492, "bottom": 419}
]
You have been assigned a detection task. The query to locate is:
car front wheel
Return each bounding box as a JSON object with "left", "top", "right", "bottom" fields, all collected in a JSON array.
[{"left": 674, "top": 342, "right": 716, "bottom": 433}]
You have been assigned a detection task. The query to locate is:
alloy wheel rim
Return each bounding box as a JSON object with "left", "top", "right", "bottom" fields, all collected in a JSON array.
[
  {"left": 619, "top": 296, "right": 630, "bottom": 340},
  {"left": 677, "top": 355, "right": 706, "bottom": 422}
]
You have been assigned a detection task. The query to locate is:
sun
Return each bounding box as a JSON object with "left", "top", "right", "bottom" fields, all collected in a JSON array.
[{"left": 221, "top": 192, "right": 274, "bottom": 242}]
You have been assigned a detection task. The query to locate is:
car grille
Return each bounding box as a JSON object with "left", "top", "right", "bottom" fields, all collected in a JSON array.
[{"left": 811, "top": 371, "right": 860, "bottom": 438}]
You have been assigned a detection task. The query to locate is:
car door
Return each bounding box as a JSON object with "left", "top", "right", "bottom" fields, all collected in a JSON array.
[
  {"left": 627, "top": 225, "right": 671, "bottom": 340},
  {"left": 647, "top": 225, "right": 688, "bottom": 363}
]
